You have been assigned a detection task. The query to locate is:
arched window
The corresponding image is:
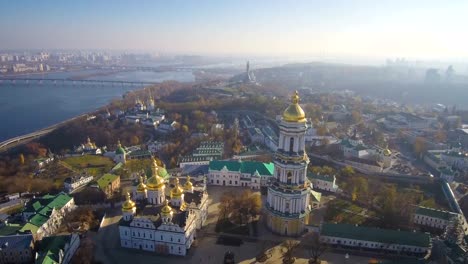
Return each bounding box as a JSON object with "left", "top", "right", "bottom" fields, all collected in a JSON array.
[
  {"left": 289, "top": 137, "right": 294, "bottom": 153},
  {"left": 287, "top": 172, "right": 292, "bottom": 184}
]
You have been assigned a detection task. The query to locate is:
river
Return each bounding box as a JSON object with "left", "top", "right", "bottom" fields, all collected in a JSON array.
[{"left": 0, "top": 69, "right": 195, "bottom": 141}]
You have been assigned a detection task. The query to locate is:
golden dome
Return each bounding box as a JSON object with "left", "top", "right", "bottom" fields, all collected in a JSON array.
[
  {"left": 122, "top": 192, "right": 135, "bottom": 212},
  {"left": 146, "top": 158, "right": 165, "bottom": 190},
  {"left": 170, "top": 178, "right": 184, "bottom": 198},
  {"left": 383, "top": 148, "right": 392, "bottom": 156},
  {"left": 161, "top": 200, "right": 173, "bottom": 217},
  {"left": 282, "top": 91, "right": 306, "bottom": 122},
  {"left": 183, "top": 176, "right": 193, "bottom": 191},
  {"left": 136, "top": 176, "right": 147, "bottom": 193}
]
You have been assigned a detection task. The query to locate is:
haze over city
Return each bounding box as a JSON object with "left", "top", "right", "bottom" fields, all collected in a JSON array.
[
  {"left": 1, "top": 0, "right": 468, "bottom": 62},
  {"left": 2, "top": 1, "right": 468, "bottom": 264}
]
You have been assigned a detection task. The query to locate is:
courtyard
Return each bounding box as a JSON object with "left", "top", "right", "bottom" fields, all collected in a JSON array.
[{"left": 91, "top": 185, "right": 386, "bottom": 264}]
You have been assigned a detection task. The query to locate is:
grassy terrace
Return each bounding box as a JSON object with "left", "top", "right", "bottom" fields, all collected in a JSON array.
[
  {"left": 324, "top": 198, "right": 378, "bottom": 226},
  {"left": 62, "top": 155, "right": 115, "bottom": 176}
]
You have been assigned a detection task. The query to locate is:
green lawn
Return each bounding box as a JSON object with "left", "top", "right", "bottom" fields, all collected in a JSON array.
[
  {"left": 325, "top": 198, "right": 378, "bottom": 226},
  {"left": 63, "top": 155, "right": 115, "bottom": 176}
]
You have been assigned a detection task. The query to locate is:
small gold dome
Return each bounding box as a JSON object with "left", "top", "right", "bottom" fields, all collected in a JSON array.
[
  {"left": 170, "top": 178, "right": 184, "bottom": 198},
  {"left": 122, "top": 192, "right": 135, "bottom": 212},
  {"left": 183, "top": 176, "right": 193, "bottom": 191},
  {"left": 161, "top": 200, "right": 173, "bottom": 216},
  {"left": 282, "top": 91, "right": 306, "bottom": 122},
  {"left": 383, "top": 148, "right": 392, "bottom": 156},
  {"left": 136, "top": 176, "right": 147, "bottom": 193}
]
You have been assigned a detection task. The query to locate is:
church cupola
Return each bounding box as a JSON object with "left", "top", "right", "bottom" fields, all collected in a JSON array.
[
  {"left": 183, "top": 176, "right": 194, "bottom": 193},
  {"left": 136, "top": 176, "right": 147, "bottom": 200},
  {"left": 122, "top": 192, "right": 136, "bottom": 221},
  {"left": 161, "top": 200, "right": 173, "bottom": 223},
  {"left": 170, "top": 177, "right": 184, "bottom": 207},
  {"left": 146, "top": 157, "right": 166, "bottom": 205}
]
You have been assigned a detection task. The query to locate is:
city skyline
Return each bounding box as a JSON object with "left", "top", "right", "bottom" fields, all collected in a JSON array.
[{"left": 1, "top": 0, "right": 468, "bottom": 61}]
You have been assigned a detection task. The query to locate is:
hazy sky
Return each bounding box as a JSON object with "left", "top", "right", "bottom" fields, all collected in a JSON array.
[{"left": 1, "top": 0, "right": 467, "bottom": 60}]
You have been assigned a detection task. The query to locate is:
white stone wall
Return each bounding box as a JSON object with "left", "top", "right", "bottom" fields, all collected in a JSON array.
[
  {"left": 320, "top": 235, "right": 429, "bottom": 254},
  {"left": 312, "top": 179, "right": 338, "bottom": 192},
  {"left": 413, "top": 214, "right": 449, "bottom": 229}
]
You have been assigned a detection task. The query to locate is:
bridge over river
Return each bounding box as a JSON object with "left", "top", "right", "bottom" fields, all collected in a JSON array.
[{"left": 0, "top": 78, "right": 159, "bottom": 86}]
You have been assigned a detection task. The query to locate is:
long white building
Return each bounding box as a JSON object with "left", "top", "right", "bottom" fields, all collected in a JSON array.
[
  {"left": 413, "top": 206, "right": 458, "bottom": 230},
  {"left": 320, "top": 223, "right": 431, "bottom": 257},
  {"left": 207, "top": 160, "right": 274, "bottom": 189}
]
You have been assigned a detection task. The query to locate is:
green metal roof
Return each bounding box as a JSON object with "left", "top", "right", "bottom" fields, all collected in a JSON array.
[
  {"left": 209, "top": 160, "right": 274, "bottom": 176},
  {"left": 97, "top": 174, "right": 119, "bottom": 190},
  {"left": 47, "top": 194, "right": 72, "bottom": 210},
  {"left": 320, "top": 223, "right": 431, "bottom": 248},
  {"left": 115, "top": 146, "right": 126, "bottom": 155},
  {"left": 36, "top": 235, "right": 72, "bottom": 264},
  {"left": 20, "top": 223, "right": 40, "bottom": 234},
  {"left": 310, "top": 190, "right": 322, "bottom": 202},
  {"left": 29, "top": 214, "right": 49, "bottom": 227},
  {"left": 415, "top": 206, "right": 454, "bottom": 221}
]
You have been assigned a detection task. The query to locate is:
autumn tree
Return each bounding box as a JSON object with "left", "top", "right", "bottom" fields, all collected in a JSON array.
[
  {"left": 340, "top": 166, "right": 355, "bottom": 177},
  {"left": 413, "top": 137, "right": 427, "bottom": 156},
  {"left": 19, "top": 154, "right": 25, "bottom": 165}
]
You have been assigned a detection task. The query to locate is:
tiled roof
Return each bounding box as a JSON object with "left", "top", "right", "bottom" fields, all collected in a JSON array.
[
  {"left": 209, "top": 160, "right": 274, "bottom": 176},
  {"left": 320, "top": 223, "right": 431, "bottom": 248}
]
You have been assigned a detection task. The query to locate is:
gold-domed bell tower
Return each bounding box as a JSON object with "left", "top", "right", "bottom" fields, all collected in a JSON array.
[
  {"left": 146, "top": 157, "right": 166, "bottom": 205},
  {"left": 170, "top": 178, "right": 184, "bottom": 207},
  {"left": 122, "top": 192, "right": 136, "bottom": 221},
  {"left": 265, "top": 90, "right": 312, "bottom": 236},
  {"left": 183, "top": 176, "right": 194, "bottom": 193},
  {"left": 161, "top": 200, "right": 173, "bottom": 223},
  {"left": 136, "top": 176, "right": 147, "bottom": 200}
]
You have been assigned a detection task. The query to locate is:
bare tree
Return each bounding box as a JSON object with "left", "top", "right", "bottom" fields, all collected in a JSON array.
[
  {"left": 302, "top": 232, "right": 327, "bottom": 264},
  {"left": 282, "top": 240, "right": 299, "bottom": 264}
]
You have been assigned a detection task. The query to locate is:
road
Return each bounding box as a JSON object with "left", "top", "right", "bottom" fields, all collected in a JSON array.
[{"left": 0, "top": 108, "right": 99, "bottom": 152}]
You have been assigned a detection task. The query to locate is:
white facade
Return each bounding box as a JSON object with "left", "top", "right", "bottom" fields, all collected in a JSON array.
[
  {"left": 413, "top": 208, "right": 456, "bottom": 229},
  {"left": 310, "top": 175, "right": 339, "bottom": 192},
  {"left": 320, "top": 234, "right": 429, "bottom": 254},
  {"left": 207, "top": 161, "right": 274, "bottom": 190},
  {"left": 120, "top": 169, "right": 208, "bottom": 256},
  {"left": 119, "top": 213, "right": 197, "bottom": 256},
  {"left": 63, "top": 175, "right": 93, "bottom": 193}
]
